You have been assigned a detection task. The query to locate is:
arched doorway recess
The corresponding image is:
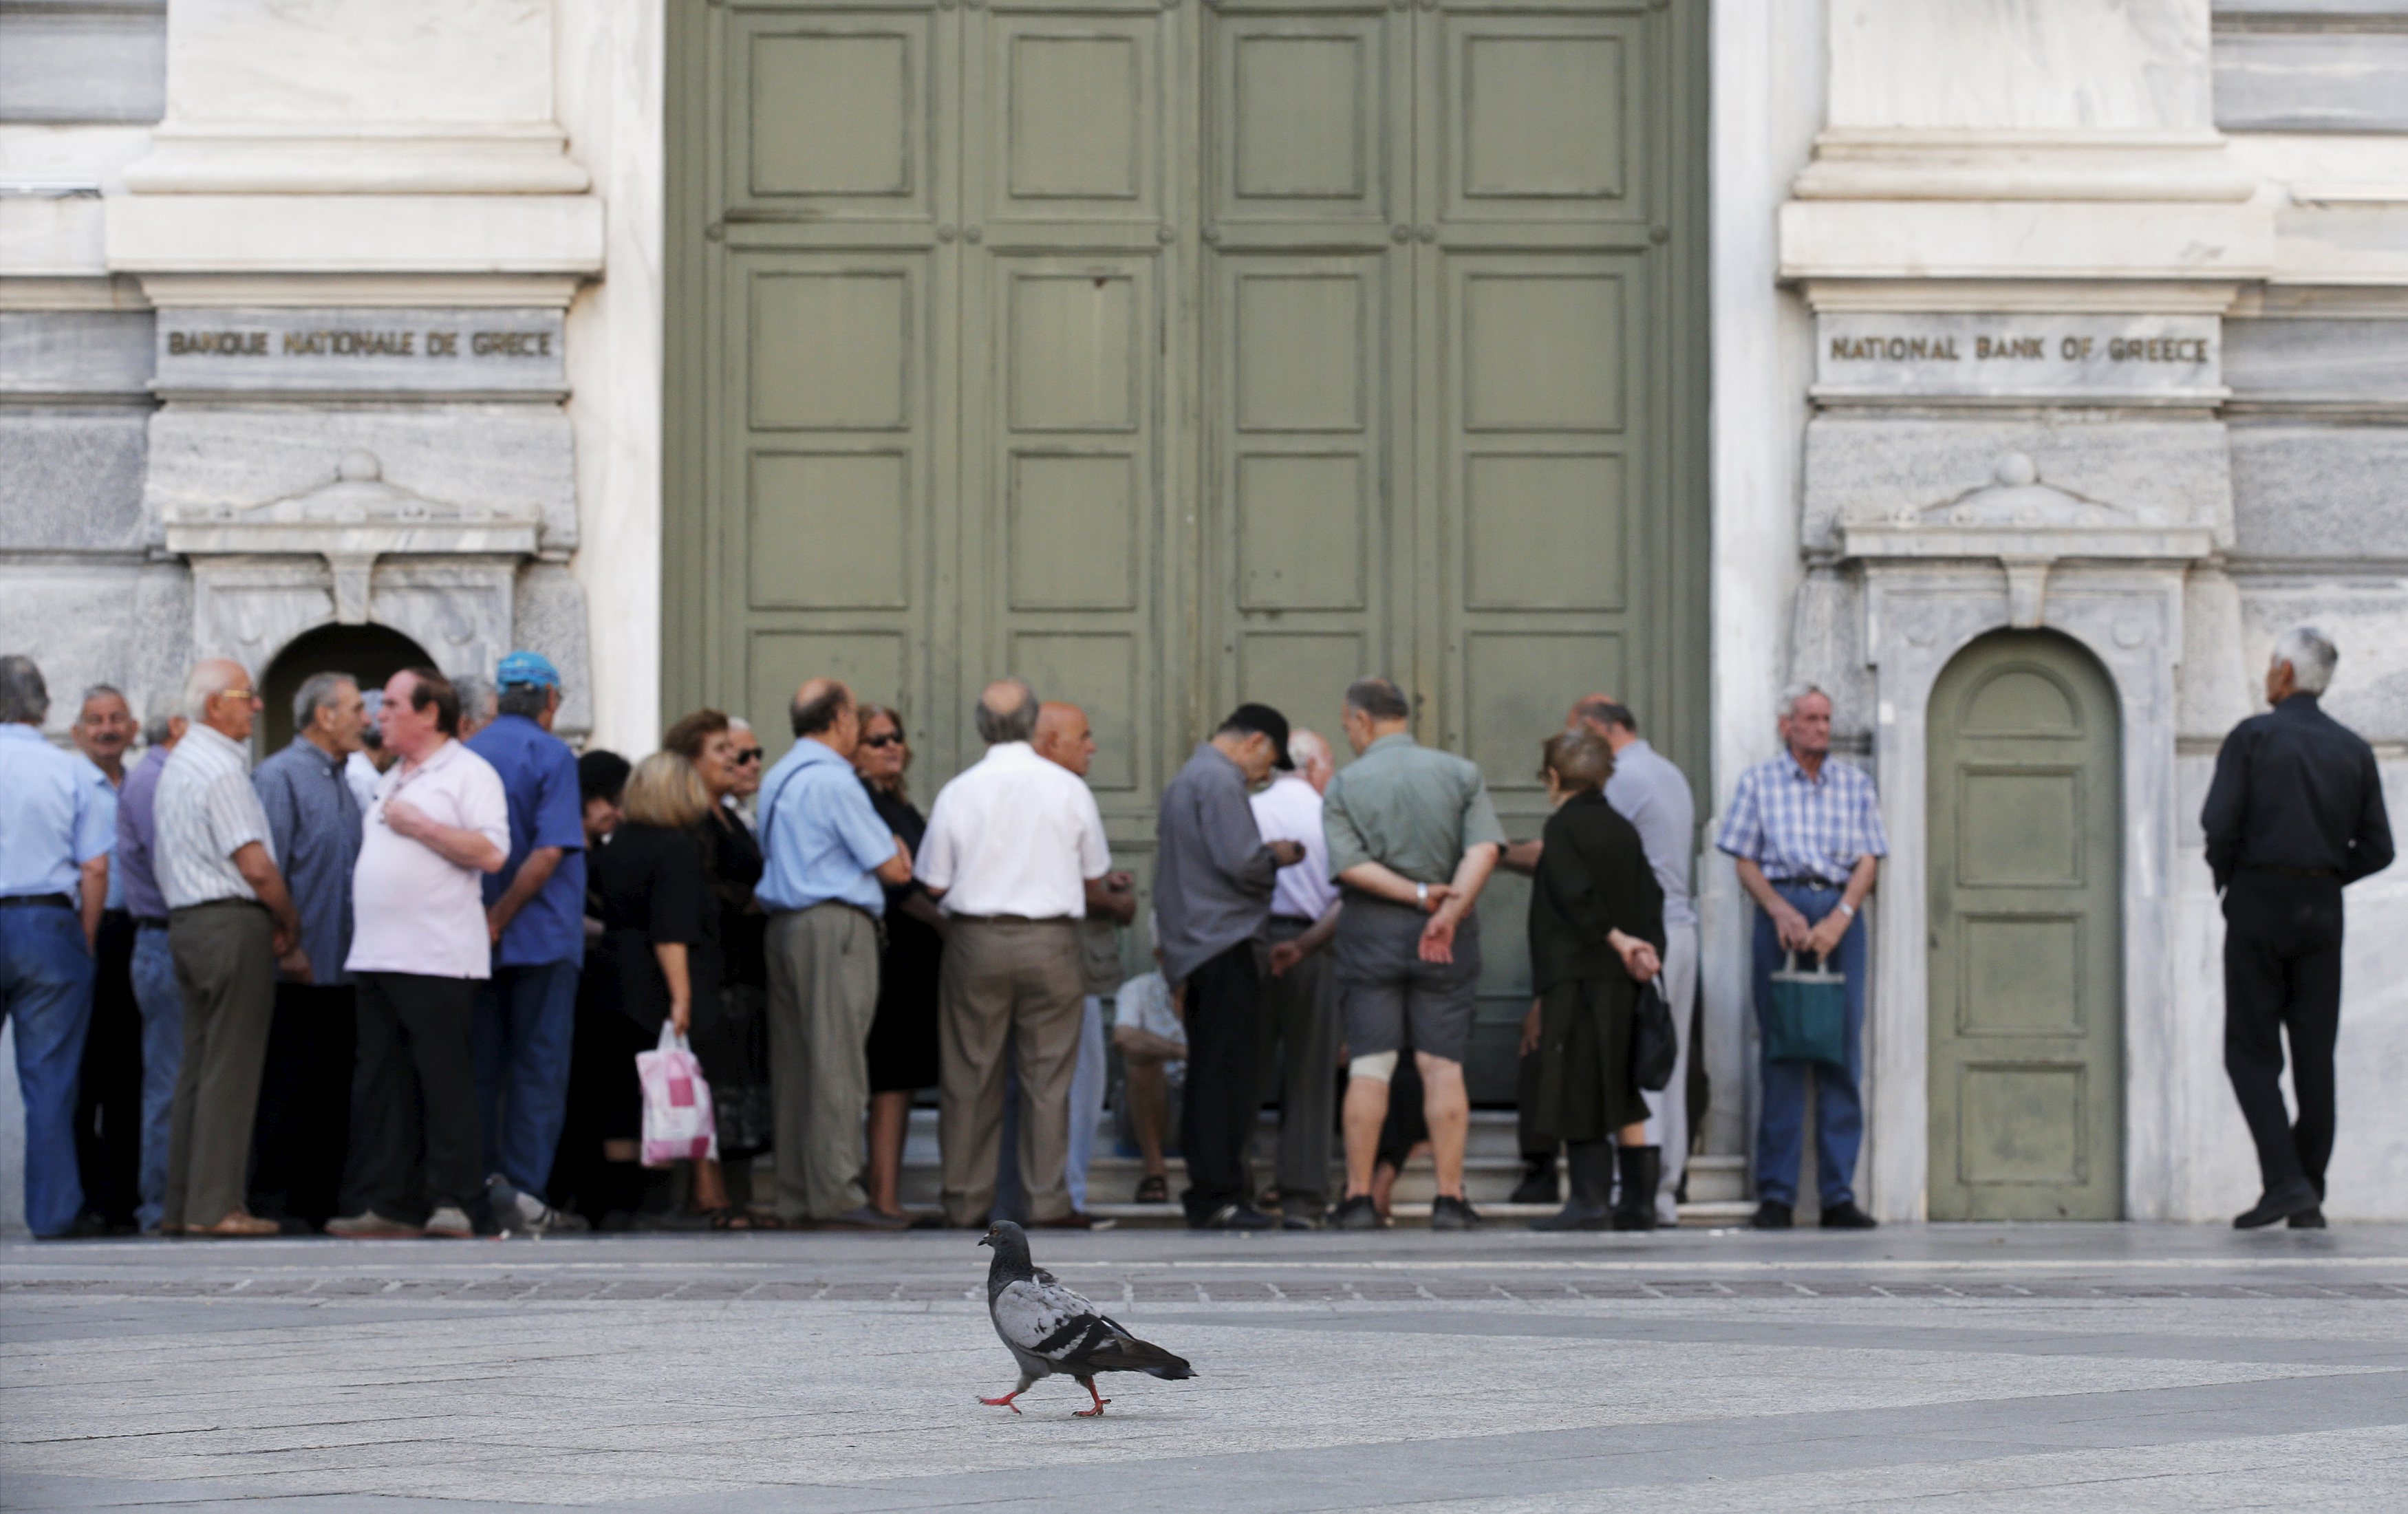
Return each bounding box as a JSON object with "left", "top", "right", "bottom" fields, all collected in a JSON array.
[
  {"left": 1924, "top": 630, "right": 2124, "bottom": 1220},
  {"left": 261, "top": 623, "right": 436, "bottom": 753}
]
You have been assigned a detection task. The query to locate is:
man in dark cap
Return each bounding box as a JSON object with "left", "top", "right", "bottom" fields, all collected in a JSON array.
[
  {"left": 2203, "top": 626, "right": 2392, "bottom": 1229},
  {"left": 1152, "top": 704, "right": 1307, "bottom": 1229}
]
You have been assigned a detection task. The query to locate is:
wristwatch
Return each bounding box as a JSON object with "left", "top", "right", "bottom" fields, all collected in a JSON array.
[
  {"left": 1835, "top": 900, "right": 1856, "bottom": 919},
  {"left": 1415, "top": 881, "right": 1430, "bottom": 909}
]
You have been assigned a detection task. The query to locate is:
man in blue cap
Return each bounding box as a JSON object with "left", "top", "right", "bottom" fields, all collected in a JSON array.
[{"left": 464, "top": 651, "right": 588, "bottom": 1233}]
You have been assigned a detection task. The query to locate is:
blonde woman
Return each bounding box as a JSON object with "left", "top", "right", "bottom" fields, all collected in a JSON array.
[{"left": 587, "top": 751, "right": 740, "bottom": 1225}]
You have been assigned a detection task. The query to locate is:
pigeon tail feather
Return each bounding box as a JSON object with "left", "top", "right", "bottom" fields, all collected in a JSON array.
[{"left": 1082, "top": 1333, "right": 1194, "bottom": 1381}]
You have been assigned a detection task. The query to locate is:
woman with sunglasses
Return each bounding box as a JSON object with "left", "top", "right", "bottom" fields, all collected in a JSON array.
[
  {"left": 661, "top": 709, "right": 777, "bottom": 1226},
  {"left": 852, "top": 705, "right": 944, "bottom": 1224}
]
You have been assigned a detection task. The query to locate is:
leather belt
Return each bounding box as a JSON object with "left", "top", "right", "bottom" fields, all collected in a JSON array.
[
  {"left": 0, "top": 894, "right": 72, "bottom": 911},
  {"left": 1774, "top": 876, "right": 1847, "bottom": 891},
  {"left": 952, "top": 913, "right": 1073, "bottom": 925}
]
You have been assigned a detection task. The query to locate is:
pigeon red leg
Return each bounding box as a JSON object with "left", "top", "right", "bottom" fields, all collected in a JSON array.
[
  {"left": 1074, "top": 1379, "right": 1112, "bottom": 1418},
  {"left": 979, "top": 1391, "right": 1023, "bottom": 1414}
]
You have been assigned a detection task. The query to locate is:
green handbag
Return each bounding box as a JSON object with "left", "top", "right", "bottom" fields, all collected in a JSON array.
[{"left": 1763, "top": 951, "right": 1849, "bottom": 1068}]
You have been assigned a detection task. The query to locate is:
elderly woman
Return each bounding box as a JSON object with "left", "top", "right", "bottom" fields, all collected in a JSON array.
[
  {"left": 853, "top": 704, "right": 944, "bottom": 1224},
  {"left": 587, "top": 750, "right": 743, "bottom": 1225},
  {"left": 662, "top": 710, "right": 776, "bottom": 1215},
  {"left": 1525, "top": 727, "right": 1665, "bottom": 1232}
]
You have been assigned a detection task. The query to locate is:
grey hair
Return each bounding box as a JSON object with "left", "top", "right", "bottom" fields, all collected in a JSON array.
[
  {"left": 496, "top": 682, "right": 550, "bottom": 720},
  {"left": 975, "top": 678, "right": 1040, "bottom": 744},
  {"left": 80, "top": 683, "right": 127, "bottom": 712},
  {"left": 1776, "top": 682, "right": 1830, "bottom": 720},
  {"left": 182, "top": 660, "right": 244, "bottom": 720},
  {"left": 143, "top": 709, "right": 178, "bottom": 746},
  {"left": 292, "top": 671, "right": 356, "bottom": 732},
  {"left": 1343, "top": 675, "right": 1410, "bottom": 722},
  {"left": 729, "top": 715, "right": 753, "bottom": 734},
  {"left": 2271, "top": 626, "right": 2338, "bottom": 695},
  {"left": 0, "top": 655, "right": 48, "bottom": 724},
  {"left": 1287, "top": 728, "right": 1334, "bottom": 772},
  {"left": 453, "top": 673, "right": 497, "bottom": 724}
]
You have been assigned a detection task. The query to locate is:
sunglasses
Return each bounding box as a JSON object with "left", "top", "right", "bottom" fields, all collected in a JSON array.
[
  {"left": 733, "top": 748, "right": 763, "bottom": 766},
  {"left": 860, "top": 733, "right": 903, "bottom": 749}
]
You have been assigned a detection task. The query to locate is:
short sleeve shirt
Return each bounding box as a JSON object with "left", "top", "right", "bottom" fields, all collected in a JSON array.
[
  {"left": 466, "top": 715, "right": 588, "bottom": 966},
  {"left": 347, "top": 739, "right": 510, "bottom": 980},
  {"left": 154, "top": 724, "right": 273, "bottom": 909},
  {"left": 1320, "top": 733, "right": 1507, "bottom": 885},
  {"left": 0, "top": 724, "right": 114, "bottom": 898},
  {"left": 753, "top": 738, "right": 899, "bottom": 915},
  {"left": 1251, "top": 772, "right": 1337, "bottom": 922},
  {"left": 1712, "top": 750, "right": 1888, "bottom": 883},
  {"left": 915, "top": 742, "right": 1112, "bottom": 918}
]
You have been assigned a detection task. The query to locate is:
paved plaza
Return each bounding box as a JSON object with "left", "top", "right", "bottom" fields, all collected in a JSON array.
[{"left": 3, "top": 1224, "right": 2405, "bottom": 1511}]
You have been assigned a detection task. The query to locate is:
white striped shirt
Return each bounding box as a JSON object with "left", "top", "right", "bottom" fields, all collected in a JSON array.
[{"left": 154, "top": 724, "right": 274, "bottom": 910}]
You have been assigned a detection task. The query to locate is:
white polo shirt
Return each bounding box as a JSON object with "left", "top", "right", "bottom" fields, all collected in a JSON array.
[
  {"left": 347, "top": 737, "right": 509, "bottom": 979},
  {"left": 915, "top": 741, "right": 1110, "bottom": 918}
]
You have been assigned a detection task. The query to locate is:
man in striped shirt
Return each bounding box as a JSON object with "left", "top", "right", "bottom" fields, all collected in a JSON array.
[
  {"left": 153, "top": 658, "right": 305, "bottom": 1238},
  {"left": 1713, "top": 682, "right": 1886, "bottom": 1232}
]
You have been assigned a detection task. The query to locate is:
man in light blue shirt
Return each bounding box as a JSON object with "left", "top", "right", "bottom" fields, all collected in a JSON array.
[
  {"left": 754, "top": 677, "right": 912, "bottom": 1228},
  {"left": 0, "top": 656, "right": 115, "bottom": 1237}
]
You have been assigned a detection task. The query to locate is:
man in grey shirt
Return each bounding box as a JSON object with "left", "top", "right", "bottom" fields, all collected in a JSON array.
[
  {"left": 1505, "top": 695, "right": 1699, "bottom": 1223},
  {"left": 1154, "top": 703, "right": 1306, "bottom": 1230}
]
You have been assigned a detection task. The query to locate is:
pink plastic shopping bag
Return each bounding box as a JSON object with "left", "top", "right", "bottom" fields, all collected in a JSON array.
[{"left": 638, "top": 1023, "right": 719, "bottom": 1167}]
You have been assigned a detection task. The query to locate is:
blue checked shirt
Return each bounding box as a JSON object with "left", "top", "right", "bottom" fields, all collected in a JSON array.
[{"left": 1713, "top": 750, "right": 1887, "bottom": 885}]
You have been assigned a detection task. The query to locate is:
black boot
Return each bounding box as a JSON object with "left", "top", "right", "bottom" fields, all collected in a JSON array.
[
  {"left": 1509, "top": 1154, "right": 1560, "bottom": 1205},
  {"left": 1611, "top": 1145, "right": 1660, "bottom": 1231},
  {"left": 1530, "top": 1141, "right": 1613, "bottom": 1231}
]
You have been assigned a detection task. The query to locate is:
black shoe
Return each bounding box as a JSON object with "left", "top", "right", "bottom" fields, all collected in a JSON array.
[
  {"left": 1610, "top": 1145, "right": 1662, "bottom": 1231},
  {"left": 1750, "top": 1200, "right": 1793, "bottom": 1231},
  {"left": 1509, "top": 1160, "right": 1560, "bottom": 1206},
  {"left": 2234, "top": 1182, "right": 2320, "bottom": 1230},
  {"left": 1819, "top": 1200, "right": 1878, "bottom": 1231},
  {"left": 2288, "top": 1207, "right": 2328, "bottom": 1229},
  {"left": 1193, "top": 1203, "right": 1278, "bottom": 1231},
  {"left": 1332, "top": 1195, "right": 1379, "bottom": 1231},
  {"left": 1429, "top": 1195, "right": 1481, "bottom": 1231},
  {"left": 1529, "top": 1200, "right": 1612, "bottom": 1231}
]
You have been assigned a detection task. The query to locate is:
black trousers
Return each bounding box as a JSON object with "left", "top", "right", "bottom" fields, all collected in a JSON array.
[
  {"left": 74, "top": 910, "right": 142, "bottom": 1226},
  {"left": 249, "top": 982, "right": 355, "bottom": 1226},
  {"left": 1516, "top": 1043, "right": 1552, "bottom": 1163},
  {"left": 2222, "top": 872, "right": 2345, "bottom": 1198},
  {"left": 1180, "top": 942, "right": 1264, "bottom": 1222},
  {"left": 345, "top": 972, "right": 484, "bottom": 1221}
]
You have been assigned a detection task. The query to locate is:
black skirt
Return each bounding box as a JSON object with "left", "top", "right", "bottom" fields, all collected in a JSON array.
[
  {"left": 866, "top": 911, "right": 942, "bottom": 1094},
  {"left": 1534, "top": 975, "right": 1646, "bottom": 1143}
]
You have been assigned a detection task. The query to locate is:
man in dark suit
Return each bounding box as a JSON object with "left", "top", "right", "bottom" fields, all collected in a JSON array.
[{"left": 2202, "top": 626, "right": 2393, "bottom": 1229}]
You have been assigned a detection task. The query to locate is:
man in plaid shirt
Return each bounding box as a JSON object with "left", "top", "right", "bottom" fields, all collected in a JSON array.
[{"left": 1714, "top": 683, "right": 1886, "bottom": 1231}]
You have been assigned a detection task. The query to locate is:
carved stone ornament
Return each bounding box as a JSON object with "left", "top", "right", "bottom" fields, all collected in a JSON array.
[{"left": 164, "top": 450, "right": 541, "bottom": 558}]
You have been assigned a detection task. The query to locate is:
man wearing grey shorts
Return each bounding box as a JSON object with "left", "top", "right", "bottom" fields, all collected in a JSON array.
[{"left": 1322, "top": 678, "right": 1505, "bottom": 1231}]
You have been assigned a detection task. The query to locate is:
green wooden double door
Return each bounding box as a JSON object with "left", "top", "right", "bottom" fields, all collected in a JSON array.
[{"left": 669, "top": 0, "right": 1705, "bottom": 1097}]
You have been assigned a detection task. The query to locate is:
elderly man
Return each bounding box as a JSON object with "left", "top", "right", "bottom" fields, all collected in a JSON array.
[
  {"left": 452, "top": 674, "right": 497, "bottom": 742},
  {"left": 331, "top": 669, "right": 508, "bottom": 1239},
  {"left": 465, "top": 652, "right": 589, "bottom": 1233},
  {"left": 247, "top": 671, "right": 365, "bottom": 1230},
  {"left": 69, "top": 685, "right": 140, "bottom": 1233},
  {"left": 1503, "top": 696, "right": 1700, "bottom": 1225},
  {"left": 754, "top": 677, "right": 914, "bottom": 1229},
  {"left": 1714, "top": 682, "right": 1885, "bottom": 1231},
  {"left": 1324, "top": 677, "right": 1506, "bottom": 1232},
  {"left": 1251, "top": 727, "right": 1343, "bottom": 1229},
  {"left": 154, "top": 659, "right": 306, "bottom": 1238},
  {"left": 2204, "top": 627, "right": 2394, "bottom": 1229},
  {"left": 114, "top": 707, "right": 186, "bottom": 1233},
  {"left": 0, "top": 657, "right": 114, "bottom": 1237},
  {"left": 1157, "top": 704, "right": 1305, "bottom": 1231},
  {"left": 916, "top": 678, "right": 1113, "bottom": 1229}
]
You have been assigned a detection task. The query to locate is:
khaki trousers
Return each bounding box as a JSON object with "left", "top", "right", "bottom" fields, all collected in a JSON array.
[
  {"left": 163, "top": 900, "right": 275, "bottom": 1229},
  {"left": 764, "top": 902, "right": 881, "bottom": 1221},
  {"left": 938, "top": 918, "right": 1083, "bottom": 1226}
]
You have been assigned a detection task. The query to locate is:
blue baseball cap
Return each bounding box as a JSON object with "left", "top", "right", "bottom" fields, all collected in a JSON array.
[{"left": 495, "top": 651, "right": 561, "bottom": 691}]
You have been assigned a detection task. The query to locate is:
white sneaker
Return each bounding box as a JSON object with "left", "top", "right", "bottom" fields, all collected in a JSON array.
[{"left": 423, "top": 1205, "right": 475, "bottom": 1239}]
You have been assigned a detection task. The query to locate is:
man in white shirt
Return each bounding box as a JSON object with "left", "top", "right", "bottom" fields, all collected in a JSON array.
[
  {"left": 1251, "top": 728, "right": 1344, "bottom": 1227},
  {"left": 915, "top": 678, "right": 1113, "bottom": 1229},
  {"left": 329, "top": 668, "right": 508, "bottom": 1240}
]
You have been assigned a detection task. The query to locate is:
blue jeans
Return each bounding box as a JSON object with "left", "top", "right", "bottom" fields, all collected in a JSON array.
[
  {"left": 473, "top": 961, "right": 581, "bottom": 1200},
  {"left": 1, "top": 904, "right": 96, "bottom": 1236},
  {"left": 1750, "top": 884, "right": 1867, "bottom": 1209},
  {"left": 129, "top": 924, "right": 182, "bottom": 1231}
]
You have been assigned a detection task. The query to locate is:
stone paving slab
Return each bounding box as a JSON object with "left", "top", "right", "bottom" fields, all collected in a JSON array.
[{"left": 3, "top": 1226, "right": 2406, "bottom": 1509}]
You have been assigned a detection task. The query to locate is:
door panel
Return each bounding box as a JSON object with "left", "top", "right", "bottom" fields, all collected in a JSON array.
[{"left": 1927, "top": 633, "right": 2123, "bottom": 1220}]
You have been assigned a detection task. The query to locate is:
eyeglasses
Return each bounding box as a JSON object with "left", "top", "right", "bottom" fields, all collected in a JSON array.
[
  {"left": 217, "top": 689, "right": 259, "bottom": 706},
  {"left": 860, "top": 733, "right": 903, "bottom": 749},
  {"left": 733, "top": 748, "right": 763, "bottom": 766}
]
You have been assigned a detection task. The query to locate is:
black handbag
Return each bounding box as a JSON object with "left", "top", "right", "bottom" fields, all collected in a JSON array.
[{"left": 1631, "top": 979, "right": 1677, "bottom": 1092}]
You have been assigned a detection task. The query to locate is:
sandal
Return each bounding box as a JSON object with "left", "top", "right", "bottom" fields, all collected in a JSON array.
[
  {"left": 706, "top": 1207, "right": 758, "bottom": 1231},
  {"left": 1134, "top": 1174, "right": 1169, "bottom": 1204}
]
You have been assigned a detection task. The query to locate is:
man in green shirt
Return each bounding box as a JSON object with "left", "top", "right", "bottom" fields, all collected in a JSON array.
[{"left": 1321, "top": 677, "right": 1506, "bottom": 1231}]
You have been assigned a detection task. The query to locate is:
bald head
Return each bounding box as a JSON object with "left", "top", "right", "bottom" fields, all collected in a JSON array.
[
  {"left": 1033, "top": 700, "right": 1095, "bottom": 778},
  {"left": 1568, "top": 693, "right": 1638, "bottom": 753},
  {"left": 791, "top": 677, "right": 859, "bottom": 756},
  {"left": 975, "top": 678, "right": 1040, "bottom": 745},
  {"left": 1287, "top": 728, "right": 1335, "bottom": 794},
  {"left": 184, "top": 658, "right": 257, "bottom": 742}
]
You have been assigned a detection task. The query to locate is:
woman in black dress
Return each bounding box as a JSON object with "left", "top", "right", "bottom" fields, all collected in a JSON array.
[
  {"left": 587, "top": 751, "right": 741, "bottom": 1224},
  {"left": 663, "top": 710, "right": 776, "bottom": 1211},
  {"left": 854, "top": 704, "right": 944, "bottom": 1223},
  {"left": 1525, "top": 727, "right": 1666, "bottom": 1232}
]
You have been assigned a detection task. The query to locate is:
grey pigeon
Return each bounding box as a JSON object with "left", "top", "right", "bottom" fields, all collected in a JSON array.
[{"left": 978, "top": 1220, "right": 1194, "bottom": 1416}]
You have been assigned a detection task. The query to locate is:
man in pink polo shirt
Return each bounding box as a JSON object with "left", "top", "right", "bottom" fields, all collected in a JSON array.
[{"left": 327, "top": 668, "right": 509, "bottom": 1240}]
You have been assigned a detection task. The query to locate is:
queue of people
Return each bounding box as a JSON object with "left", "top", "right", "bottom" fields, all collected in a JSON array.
[{"left": 0, "top": 623, "right": 2387, "bottom": 1236}]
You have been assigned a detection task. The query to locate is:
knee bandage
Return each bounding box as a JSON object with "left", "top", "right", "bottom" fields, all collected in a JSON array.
[{"left": 1348, "top": 1050, "right": 1399, "bottom": 1083}]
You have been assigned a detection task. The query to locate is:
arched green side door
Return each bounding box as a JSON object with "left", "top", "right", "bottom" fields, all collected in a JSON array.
[{"left": 1926, "top": 631, "right": 2122, "bottom": 1220}]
